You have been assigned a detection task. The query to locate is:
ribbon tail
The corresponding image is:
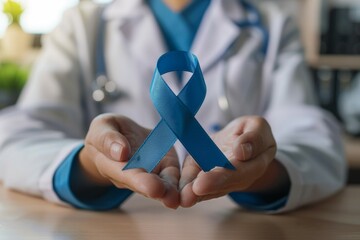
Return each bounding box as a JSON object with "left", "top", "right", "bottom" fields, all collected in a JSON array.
[
  {"left": 123, "top": 119, "right": 177, "bottom": 172},
  {"left": 175, "top": 118, "right": 236, "bottom": 172}
]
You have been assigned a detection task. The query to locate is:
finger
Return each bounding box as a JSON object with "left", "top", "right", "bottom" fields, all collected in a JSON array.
[
  {"left": 159, "top": 163, "right": 180, "bottom": 187},
  {"left": 196, "top": 191, "right": 229, "bottom": 203},
  {"left": 161, "top": 181, "right": 180, "bottom": 209},
  {"left": 94, "top": 154, "right": 168, "bottom": 199},
  {"left": 232, "top": 121, "right": 275, "bottom": 161},
  {"left": 180, "top": 181, "right": 198, "bottom": 208},
  {"left": 179, "top": 157, "right": 202, "bottom": 208},
  {"left": 181, "top": 180, "right": 229, "bottom": 207},
  {"left": 179, "top": 156, "right": 201, "bottom": 190},
  {"left": 88, "top": 115, "right": 131, "bottom": 162},
  {"left": 192, "top": 167, "right": 233, "bottom": 196},
  {"left": 120, "top": 168, "right": 179, "bottom": 209},
  {"left": 193, "top": 149, "right": 275, "bottom": 196},
  {"left": 102, "top": 131, "right": 131, "bottom": 162},
  {"left": 231, "top": 138, "right": 253, "bottom": 162},
  {"left": 149, "top": 157, "right": 180, "bottom": 209}
]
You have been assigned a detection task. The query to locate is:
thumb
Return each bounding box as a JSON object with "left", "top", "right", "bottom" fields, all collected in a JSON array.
[{"left": 100, "top": 130, "right": 131, "bottom": 162}]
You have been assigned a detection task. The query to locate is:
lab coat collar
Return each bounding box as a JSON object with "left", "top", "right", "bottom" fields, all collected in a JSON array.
[
  {"left": 103, "top": 0, "right": 146, "bottom": 21},
  {"left": 191, "top": 0, "right": 245, "bottom": 72},
  {"left": 104, "top": 0, "right": 167, "bottom": 79},
  {"left": 103, "top": 0, "right": 246, "bottom": 74}
]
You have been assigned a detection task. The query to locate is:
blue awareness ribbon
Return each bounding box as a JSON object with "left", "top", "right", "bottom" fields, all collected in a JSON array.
[{"left": 117, "top": 51, "right": 235, "bottom": 203}]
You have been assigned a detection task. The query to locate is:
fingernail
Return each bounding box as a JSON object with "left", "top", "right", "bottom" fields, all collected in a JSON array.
[
  {"left": 110, "top": 142, "right": 122, "bottom": 161},
  {"left": 241, "top": 143, "right": 252, "bottom": 160}
]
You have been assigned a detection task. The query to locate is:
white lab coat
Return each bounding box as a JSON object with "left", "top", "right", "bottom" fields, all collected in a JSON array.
[{"left": 0, "top": 0, "right": 346, "bottom": 213}]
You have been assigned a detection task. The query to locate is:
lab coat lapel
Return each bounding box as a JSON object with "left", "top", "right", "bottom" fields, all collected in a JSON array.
[
  {"left": 104, "top": 0, "right": 168, "bottom": 87},
  {"left": 191, "top": 0, "right": 243, "bottom": 72},
  {"left": 103, "top": 0, "right": 144, "bottom": 21},
  {"left": 104, "top": 0, "right": 167, "bottom": 72},
  {"left": 124, "top": 14, "right": 168, "bottom": 73}
]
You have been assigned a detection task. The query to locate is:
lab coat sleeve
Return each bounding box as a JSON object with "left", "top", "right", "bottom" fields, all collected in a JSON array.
[
  {"left": 0, "top": 6, "right": 92, "bottom": 206},
  {"left": 53, "top": 145, "right": 133, "bottom": 210},
  {"left": 262, "top": 14, "right": 347, "bottom": 212}
]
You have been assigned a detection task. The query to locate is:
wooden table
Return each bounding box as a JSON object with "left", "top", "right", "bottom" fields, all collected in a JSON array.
[{"left": 0, "top": 185, "right": 359, "bottom": 240}]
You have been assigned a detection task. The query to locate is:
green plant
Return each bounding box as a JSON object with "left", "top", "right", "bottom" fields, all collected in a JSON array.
[
  {"left": 0, "top": 62, "right": 29, "bottom": 91},
  {"left": 2, "top": 0, "right": 24, "bottom": 25}
]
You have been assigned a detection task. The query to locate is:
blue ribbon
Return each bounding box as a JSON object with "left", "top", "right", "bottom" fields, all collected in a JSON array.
[{"left": 117, "top": 51, "right": 235, "bottom": 203}]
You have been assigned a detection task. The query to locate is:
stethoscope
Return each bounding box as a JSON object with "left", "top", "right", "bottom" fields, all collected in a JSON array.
[
  {"left": 92, "top": 6, "right": 119, "bottom": 103},
  {"left": 92, "top": 0, "right": 269, "bottom": 119}
]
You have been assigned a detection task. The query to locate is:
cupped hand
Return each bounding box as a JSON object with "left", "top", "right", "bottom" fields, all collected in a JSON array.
[
  {"left": 179, "top": 116, "right": 286, "bottom": 208},
  {"left": 79, "top": 114, "right": 180, "bottom": 209}
]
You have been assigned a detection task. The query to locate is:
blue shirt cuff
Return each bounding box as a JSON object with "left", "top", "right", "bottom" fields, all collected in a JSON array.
[
  {"left": 53, "top": 144, "right": 132, "bottom": 210},
  {"left": 228, "top": 192, "right": 288, "bottom": 211}
]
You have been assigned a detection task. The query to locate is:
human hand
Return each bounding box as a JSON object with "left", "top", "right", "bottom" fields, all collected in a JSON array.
[
  {"left": 78, "top": 114, "right": 180, "bottom": 209},
  {"left": 179, "top": 116, "right": 284, "bottom": 207}
]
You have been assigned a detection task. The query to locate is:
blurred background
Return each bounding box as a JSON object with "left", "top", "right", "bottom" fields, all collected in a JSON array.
[
  {"left": 0, "top": 0, "right": 111, "bottom": 106},
  {"left": 0, "top": 0, "right": 359, "bottom": 183}
]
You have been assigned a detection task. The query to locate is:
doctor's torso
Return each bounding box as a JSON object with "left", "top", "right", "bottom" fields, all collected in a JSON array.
[{"left": 97, "top": 0, "right": 268, "bottom": 132}]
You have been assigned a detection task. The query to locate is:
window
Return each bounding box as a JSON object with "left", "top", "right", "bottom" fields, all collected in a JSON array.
[{"left": 0, "top": 0, "right": 112, "bottom": 37}]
